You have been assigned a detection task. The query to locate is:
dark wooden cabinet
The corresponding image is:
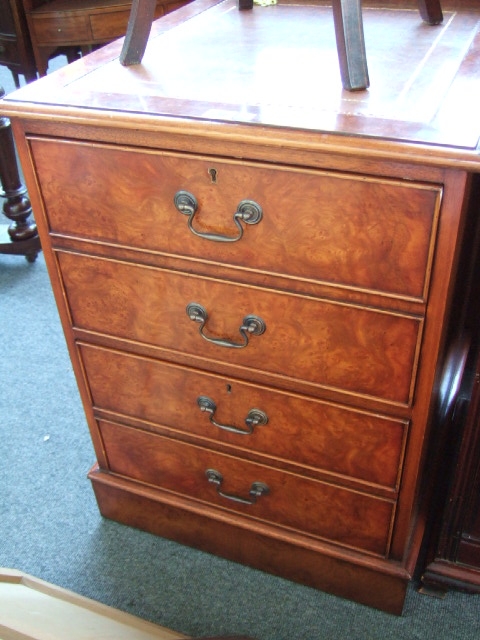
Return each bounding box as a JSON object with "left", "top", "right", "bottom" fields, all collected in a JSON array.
[
  {"left": 421, "top": 355, "right": 480, "bottom": 593},
  {"left": 22, "top": 0, "right": 191, "bottom": 76},
  {"left": 0, "top": 0, "right": 37, "bottom": 86},
  {"left": 421, "top": 207, "right": 480, "bottom": 593},
  {"left": 451, "top": 375, "right": 480, "bottom": 584}
]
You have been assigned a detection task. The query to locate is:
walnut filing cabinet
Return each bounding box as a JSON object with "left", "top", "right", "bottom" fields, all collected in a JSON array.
[{"left": 3, "top": 0, "right": 480, "bottom": 615}]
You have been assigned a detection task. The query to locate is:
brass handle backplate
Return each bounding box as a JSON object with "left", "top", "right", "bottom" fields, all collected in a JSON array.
[
  {"left": 186, "top": 303, "right": 266, "bottom": 349},
  {"left": 197, "top": 396, "right": 268, "bottom": 435},
  {"left": 205, "top": 468, "right": 269, "bottom": 505},
  {"left": 174, "top": 190, "right": 262, "bottom": 242}
]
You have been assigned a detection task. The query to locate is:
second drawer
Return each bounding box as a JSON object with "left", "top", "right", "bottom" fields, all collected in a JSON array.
[{"left": 59, "top": 251, "right": 422, "bottom": 406}]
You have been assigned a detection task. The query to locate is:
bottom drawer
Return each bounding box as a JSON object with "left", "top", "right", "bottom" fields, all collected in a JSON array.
[{"left": 99, "top": 420, "right": 395, "bottom": 556}]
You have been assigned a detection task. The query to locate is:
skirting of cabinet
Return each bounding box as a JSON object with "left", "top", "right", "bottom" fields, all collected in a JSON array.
[
  {"left": 89, "top": 466, "right": 409, "bottom": 615},
  {"left": 421, "top": 560, "right": 480, "bottom": 595}
]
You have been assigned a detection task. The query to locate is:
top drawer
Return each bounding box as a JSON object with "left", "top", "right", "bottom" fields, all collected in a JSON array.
[{"left": 30, "top": 138, "right": 441, "bottom": 301}]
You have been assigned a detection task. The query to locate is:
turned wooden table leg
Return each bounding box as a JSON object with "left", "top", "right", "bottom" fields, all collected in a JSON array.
[{"left": 0, "top": 86, "right": 41, "bottom": 262}]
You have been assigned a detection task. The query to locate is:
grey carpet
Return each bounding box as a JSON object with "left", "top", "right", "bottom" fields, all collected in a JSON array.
[
  {"left": 2, "top": 246, "right": 480, "bottom": 640},
  {"left": 1, "top": 61, "right": 480, "bottom": 640}
]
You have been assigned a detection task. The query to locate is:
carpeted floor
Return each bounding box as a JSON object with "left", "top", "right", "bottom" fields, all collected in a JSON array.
[
  {"left": 1, "top": 60, "right": 480, "bottom": 640},
  {"left": 2, "top": 244, "right": 480, "bottom": 640}
]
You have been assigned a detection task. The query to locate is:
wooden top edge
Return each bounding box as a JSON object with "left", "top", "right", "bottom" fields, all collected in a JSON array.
[{"left": 2, "top": 101, "right": 479, "bottom": 170}]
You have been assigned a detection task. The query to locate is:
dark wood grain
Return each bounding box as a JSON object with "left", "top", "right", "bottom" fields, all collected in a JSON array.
[
  {"left": 120, "top": 0, "right": 157, "bottom": 65},
  {"left": 89, "top": 466, "right": 409, "bottom": 614}
]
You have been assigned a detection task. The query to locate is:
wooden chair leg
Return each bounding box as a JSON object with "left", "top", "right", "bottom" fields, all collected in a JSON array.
[
  {"left": 119, "top": 0, "right": 440, "bottom": 91},
  {"left": 418, "top": 0, "right": 443, "bottom": 25},
  {"left": 120, "top": 0, "right": 157, "bottom": 66},
  {"left": 332, "top": 0, "right": 370, "bottom": 91}
]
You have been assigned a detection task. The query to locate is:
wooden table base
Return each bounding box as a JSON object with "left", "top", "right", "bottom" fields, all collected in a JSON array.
[{"left": 0, "top": 85, "right": 40, "bottom": 262}]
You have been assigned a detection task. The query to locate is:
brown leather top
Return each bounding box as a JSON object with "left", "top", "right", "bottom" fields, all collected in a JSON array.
[{"left": 3, "top": 0, "right": 480, "bottom": 164}]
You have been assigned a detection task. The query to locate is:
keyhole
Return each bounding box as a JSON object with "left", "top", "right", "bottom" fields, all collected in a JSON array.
[{"left": 208, "top": 168, "right": 218, "bottom": 184}]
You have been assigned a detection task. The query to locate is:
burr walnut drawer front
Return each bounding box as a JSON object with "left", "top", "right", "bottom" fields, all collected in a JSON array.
[
  {"left": 32, "top": 138, "right": 441, "bottom": 299},
  {"left": 79, "top": 343, "right": 408, "bottom": 490},
  {"left": 98, "top": 419, "right": 395, "bottom": 556},
  {"left": 59, "top": 251, "right": 422, "bottom": 405}
]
